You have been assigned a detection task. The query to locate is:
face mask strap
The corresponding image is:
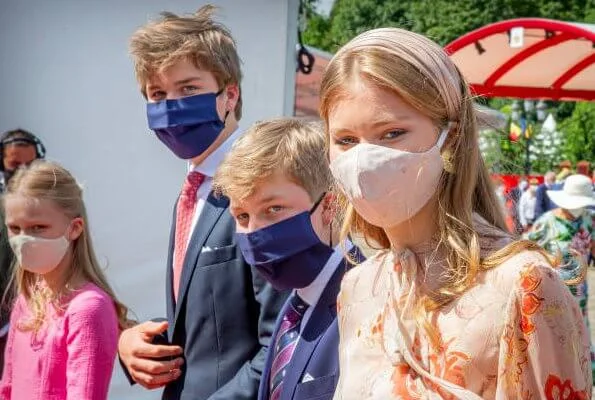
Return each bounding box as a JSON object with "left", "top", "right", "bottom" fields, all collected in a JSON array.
[
  {"left": 215, "top": 87, "right": 231, "bottom": 124},
  {"left": 436, "top": 121, "right": 455, "bottom": 149},
  {"left": 309, "top": 192, "right": 334, "bottom": 248},
  {"left": 309, "top": 191, "right": 326, "bottom": 215}
]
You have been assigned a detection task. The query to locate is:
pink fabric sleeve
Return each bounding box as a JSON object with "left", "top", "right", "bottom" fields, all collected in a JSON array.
[
  {"left": 0, "top": 298, "right": 20, "bottom": 399},
  {"left": 496, "top": 262, "right": 592, "bottom": 399},
  {"left": 65, "top": 291, "right": 119, "bottom": 400}
]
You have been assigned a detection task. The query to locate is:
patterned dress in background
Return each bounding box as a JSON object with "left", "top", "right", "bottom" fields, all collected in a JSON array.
[{"left": 526, "top": 209, "right": 595, "bottom": 380}]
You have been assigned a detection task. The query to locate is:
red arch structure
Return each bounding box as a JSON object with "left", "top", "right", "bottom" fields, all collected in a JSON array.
[{"left": 445, "top": 18, "right": 595, "bottom": 100}]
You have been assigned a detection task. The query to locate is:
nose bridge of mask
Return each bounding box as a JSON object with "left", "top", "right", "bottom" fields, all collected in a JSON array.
[
  {"left": 147, "top": 92, "right": 221, "bottom": 130},
  {"left": 331, "top": 123, "right": 451, "bottom": 194},
  {"left": 237, "top": 211, "right": 321, "bottom": 265},
  {"left": 10, "top": 233, "right": 70, "bottom": 269}
]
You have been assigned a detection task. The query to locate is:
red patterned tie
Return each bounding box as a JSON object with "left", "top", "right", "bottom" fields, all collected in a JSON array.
[{"left": 173, "top": 171, "right": 205, "bottom": 301}]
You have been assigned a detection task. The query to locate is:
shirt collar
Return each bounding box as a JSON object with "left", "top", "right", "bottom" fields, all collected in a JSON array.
[
  {"left": 188, "top": 127, "right": 242, "bottom": 177},
  {"left": 297, "top": 240, "right": 354, "bottom": 306}
]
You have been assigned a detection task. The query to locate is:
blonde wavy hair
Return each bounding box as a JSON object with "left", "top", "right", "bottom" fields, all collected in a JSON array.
[
  {"left": 3, "top": 161, "right": 130, "bottom": 332},
  {"left": 319, "top": 28, "right": 550, "bottom": 347},
  {"left": 213, "top": 117, "right": 333, "bottom": 203}
]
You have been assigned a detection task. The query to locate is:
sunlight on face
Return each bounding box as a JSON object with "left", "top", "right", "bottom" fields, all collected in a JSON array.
[
  {"left": 145, "top": 58, "right": 220, "bottom": 102},
  {"left": 327, "top": 79, "right": 439, "bottom": 163},
  {"left": 230, "top": 172, "right": 319, "bottom": 234},
  {"left": 4, "top": 194, "right": 74, "bottom": 240}
]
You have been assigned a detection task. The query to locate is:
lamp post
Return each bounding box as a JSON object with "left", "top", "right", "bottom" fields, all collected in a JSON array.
[{"left": 511, "top": 99, "right": 547, "bottom": 175}]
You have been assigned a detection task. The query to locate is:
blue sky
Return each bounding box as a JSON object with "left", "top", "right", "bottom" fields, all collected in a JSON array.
[{"left": 315, "top": 0, "right": 335, "bottom": 17}]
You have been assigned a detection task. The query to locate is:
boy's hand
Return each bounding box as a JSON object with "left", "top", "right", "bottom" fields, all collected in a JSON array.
[{"left": 118, "top": 320, "right": 184, "bottom": 390}]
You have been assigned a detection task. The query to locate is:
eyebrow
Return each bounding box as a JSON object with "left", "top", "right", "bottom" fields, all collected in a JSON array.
[
  {"left": 370, "top": 115, "right": 412, "bottom": 126},
  {"left": 174, "top": 77, "right": 203, "bottom": 86},
  {"left": 330, "top": 116, "right": 412, "bottom": 136},
  {"left": 146, "top": 77, "right": 203, "bottom": 92},
  {"left": 257, "top": 195, "right": 283, "bottom": 204}
]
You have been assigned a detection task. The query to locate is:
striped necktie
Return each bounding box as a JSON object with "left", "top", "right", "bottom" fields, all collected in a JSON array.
[{"left": 269, "top": 294, "right": 308, "bottom": 400}]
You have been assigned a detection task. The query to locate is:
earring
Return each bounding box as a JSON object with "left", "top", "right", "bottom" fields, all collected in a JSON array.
[{"left": 442, "top": 149, "right": 455, "bottom": 174}]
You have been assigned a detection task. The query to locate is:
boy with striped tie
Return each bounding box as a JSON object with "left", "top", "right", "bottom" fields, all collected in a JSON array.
[{"left": 214, "top": 118, "right": 362, "bottom": 400}]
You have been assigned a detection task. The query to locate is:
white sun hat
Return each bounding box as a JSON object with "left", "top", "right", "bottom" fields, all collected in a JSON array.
[{"left": 547, "top": 174, "right": 595, "bottom": 210}]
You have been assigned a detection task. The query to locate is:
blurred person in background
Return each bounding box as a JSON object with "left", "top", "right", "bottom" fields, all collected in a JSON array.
[{"left": 527, "top": 174, "right": 595, "bottom": 381}]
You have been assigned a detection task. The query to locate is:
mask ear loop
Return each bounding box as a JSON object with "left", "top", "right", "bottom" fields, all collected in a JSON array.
[
  {"left": 309, "top": 192, "right": 326, "bottom": 214},
  {"left": 437, "top": 121, "right": 455, "bottom": 149},
  {"left": 440, "top": 122, "right": 456, "bottom": 174},
  {"left": 215, "top": 87, "right": 231, "bottom": 124},
  {"left": 310, "top": 192, "right": 333, "bottom": 248}
]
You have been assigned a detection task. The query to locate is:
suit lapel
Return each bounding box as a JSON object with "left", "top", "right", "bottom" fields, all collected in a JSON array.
[
  {"left": 172, "top": 192, "right": 229, "bottom": 330},
  {"left": 165, "top": 203, "right": 177, "bottom": 331},
  {"left": 280, "top": 262, "right": 346, "bottom": 399}
]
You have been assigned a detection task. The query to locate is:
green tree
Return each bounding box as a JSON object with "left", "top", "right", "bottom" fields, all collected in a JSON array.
[
  {"left": 559, "top": 102, "right": 595, "bottom": 164},
  {"left": 304, "top": 0, "right": 595, "bottom": 50},
  {"left": 301, "top": 0, "right": 332, "bottom": 49}
]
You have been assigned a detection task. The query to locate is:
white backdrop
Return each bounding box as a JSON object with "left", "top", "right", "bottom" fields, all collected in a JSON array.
[{"left": 0, "top": 0, "right": 299, "bottom": 398}]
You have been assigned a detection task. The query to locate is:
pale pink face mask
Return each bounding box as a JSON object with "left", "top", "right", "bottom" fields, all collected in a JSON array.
[
  {"left": 330, "top": 128, "right": 449, "bottom": 228},
  {"left": 9, "top": 234, "right": 70, "bottom": 274}
]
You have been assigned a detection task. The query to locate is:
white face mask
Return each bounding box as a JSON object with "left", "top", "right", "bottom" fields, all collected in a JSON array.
[
  {"left": 9, "top": 234, "right": 70, "bottom": 274},
  {"left": 330, "top": 128, "right": 448, "bottom": 228},
  {"left": 568, "top": 208, "right": 585, "bottom": 219}
]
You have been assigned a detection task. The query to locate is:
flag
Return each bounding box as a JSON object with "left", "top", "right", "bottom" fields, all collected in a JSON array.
[
  {"left": 519, "top": 118, "right": 527, "bottom": 135},
  {"left": 509, "top": 122, "right": 522, "bottom": 141},
  {"left": 525, "top": 124, "right": 533, "bottom": 139}
]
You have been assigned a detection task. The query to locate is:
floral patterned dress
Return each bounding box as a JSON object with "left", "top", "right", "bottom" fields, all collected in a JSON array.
[
  {"left": 333, "top": 246, "right": 591, "bottom": 399},
  {"left": 526, "top": 209, "right": 595, "bottom": 380}
]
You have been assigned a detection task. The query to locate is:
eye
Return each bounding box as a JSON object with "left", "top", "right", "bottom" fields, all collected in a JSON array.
[
  {"left": 332, "top": 136, "right": 359, "bottom": 146},
  {"left": 235, "top": 213, "right": 249, "bottom": 223},
  {"left": 7, "top": 225, "right": 20, "bottom": 235},
  {"left": 267, "top": 205, "right": 284, "bottom": 214},
  {"left": 382, "top": 129, "right": 407, "bottom": 140},
  {"left": 181, "top": 86, "right": 199, "bottom": 95},
  {"left": 30, "top": 225, "right": 47, "bottom": 233},
  {"left": 150, "top": 91, "right": 166, "bottom": 101}
]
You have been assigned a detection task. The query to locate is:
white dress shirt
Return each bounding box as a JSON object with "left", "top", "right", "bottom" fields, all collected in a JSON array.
[
  {"left": 297, "top": 240, "right": 354, "bottom": 332},
  {"left": 171, "top": 128, "right": 242, "bottom": 266},
  {"left": 518, "top": 190, "right": 537, "bottom": 226},
  {"left": 185, "top": 128, "right": 242, "bottom": 246}
]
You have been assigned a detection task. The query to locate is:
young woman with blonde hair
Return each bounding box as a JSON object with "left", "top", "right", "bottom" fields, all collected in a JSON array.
[
  {"left": 322, "top": 28, "right": 591, "bottom": 399},
  {"left": 0, "top": 161, "right": 129, "bottom": 399}
]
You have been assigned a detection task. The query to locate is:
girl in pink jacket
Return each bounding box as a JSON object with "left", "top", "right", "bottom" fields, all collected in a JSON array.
[{"left": 0, "top": 161, "right": 129, "bottom": 399}]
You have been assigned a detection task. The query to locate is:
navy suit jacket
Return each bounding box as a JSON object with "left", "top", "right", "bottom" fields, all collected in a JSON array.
[
  {"left": 535, "top": 183, "right": 560, "bottom": 219},
  {"left": 258, "top": 250, "right": 362, "bottom": 400},
  {"left": 123, "top": 192, "right": 288, "bottom": 400}
]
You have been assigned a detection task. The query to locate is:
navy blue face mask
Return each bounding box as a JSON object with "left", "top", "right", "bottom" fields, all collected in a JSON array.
[
  {"left": 236, "top": 195, "right": 333, "bottom": 291},
  {"left": 146, "top": 90, "right": 228, "bottom": 159}
]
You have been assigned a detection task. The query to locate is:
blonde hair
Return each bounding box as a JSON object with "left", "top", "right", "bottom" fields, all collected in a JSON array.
[
  {"left": 4, "top": 161, "right": 130, "bottom": 332},
  {"left": 320, "top": 28, "right": 550, "bottom": 347},
  {"left": 213, "top": 118, "right": 332, "bottom": 202},
  {"left": 129, "top": 4, "right": 243, "bottom": 120}
]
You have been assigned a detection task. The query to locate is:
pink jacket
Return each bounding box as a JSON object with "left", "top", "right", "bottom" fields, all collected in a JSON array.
[{"left": 0, "top": 283, "right": 119, "bottom": 400}]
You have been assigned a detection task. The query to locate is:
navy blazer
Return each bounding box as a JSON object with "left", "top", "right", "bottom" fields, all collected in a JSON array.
[
  {"left": 123, "top": 192, "right": 288, "bottom": 400},
  {"left": 258, "top": 250, "right": 361, "bottom": 400},
  {"left": 535, "top": 183, "right": 560, "bottom": 219}
]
